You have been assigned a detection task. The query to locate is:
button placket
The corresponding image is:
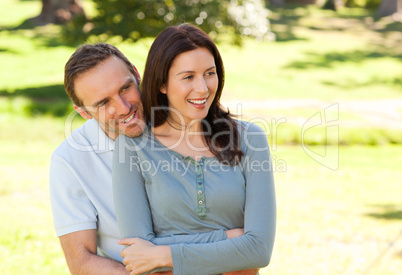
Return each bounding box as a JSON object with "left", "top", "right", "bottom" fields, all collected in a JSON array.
[{"left": 194, "top": 158, "right": 209, "bottom": 219}]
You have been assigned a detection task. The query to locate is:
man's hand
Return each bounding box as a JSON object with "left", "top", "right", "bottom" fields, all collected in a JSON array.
[{"left": 119, "top": 238, "right": 173, "bottom": 274}]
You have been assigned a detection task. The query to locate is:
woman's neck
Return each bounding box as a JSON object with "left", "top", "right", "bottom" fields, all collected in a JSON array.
[
  {"left": 152, "top": 119, "right": 215, "bottom": 160},
  {"left": 167, "top": 115, "right": 203, "bottom": 133},
  {"left": 153, "top": 119, "right": 202, "bottom": 138}
]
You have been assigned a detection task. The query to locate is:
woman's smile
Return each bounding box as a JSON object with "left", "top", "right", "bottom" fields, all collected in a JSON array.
[{"left": 160, "top": 47, "right": 218, "bottom": 124}]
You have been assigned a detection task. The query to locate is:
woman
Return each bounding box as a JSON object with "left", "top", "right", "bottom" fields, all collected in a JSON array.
[{"left": 113, "top": 23, "right": 276, "bottom": 275}]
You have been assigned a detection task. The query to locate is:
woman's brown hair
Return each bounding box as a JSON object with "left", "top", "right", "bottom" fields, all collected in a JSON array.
[{"left": 141, "top": 23, "right": 243, "bottom": 165}]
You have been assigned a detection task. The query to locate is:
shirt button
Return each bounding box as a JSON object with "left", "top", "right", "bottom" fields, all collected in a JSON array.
[
  {"left": 198, "top": 190, "right": 203, "bottom": 195},
  {"left": 198, "top": 182, "right": 202, "bottom": 185},
  {"left": 198, "top": 200, "right": 203, "bottom": 205}
]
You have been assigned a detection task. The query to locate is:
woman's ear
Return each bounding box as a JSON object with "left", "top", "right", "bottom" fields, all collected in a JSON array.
[
  {"left": 74, "top": 105, "right": 92, "bottom": 120},
  {"left": 160, "top": 85, "right": 167, "bottom": 94}
]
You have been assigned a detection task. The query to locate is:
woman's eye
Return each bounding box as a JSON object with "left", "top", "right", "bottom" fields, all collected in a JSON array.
[
  {"left": 206, "top": 71, "right": 216, "bottom": 76},
  {"left": 184, "top": 75, "right": 193, "bottom": 80}
]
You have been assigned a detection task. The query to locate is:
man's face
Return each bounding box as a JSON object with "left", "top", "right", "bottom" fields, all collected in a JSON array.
[{"left": 74, "top": 56, "right": 145, "bottom": 140}]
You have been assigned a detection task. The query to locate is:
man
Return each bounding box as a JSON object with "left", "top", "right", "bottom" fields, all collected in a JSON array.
[
  {"left": 49, "top": 43, "right": 147, "bottom": 274},
  {"left": 50, "top": 43, "right": 257, "bottom": 274}
]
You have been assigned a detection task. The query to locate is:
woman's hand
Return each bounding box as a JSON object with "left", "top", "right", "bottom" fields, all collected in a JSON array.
[{"left": 118, "top": 238, "right": 173, "bottom": 274}]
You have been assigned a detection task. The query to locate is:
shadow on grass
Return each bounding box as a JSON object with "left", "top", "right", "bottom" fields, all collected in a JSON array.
[
  {"left": 0, "top": 16, "right": 81, "bottom": 48},
  {"left": 322, "top": 77, "right": 402, "bottom": 90},
  {"left": 0, "top": 84, "right": 73, "bottom": 117},
  {"left": 283, "top": 46, "right": 402, "bottom": 69},
  {"left": 366, "top": 204, "right": 402, "bottom": 221},
  {"left": 268, "top": 4, "right": 402, "bottom": 44},
  {"left": 376, "top": 21, "right": 402, "bottom": 33},
  {"left": 268, "top": 4, "right": 311, "bottom": 42},
  {"left": 0, "top": 15, "right": 41, "bottom": 32}
]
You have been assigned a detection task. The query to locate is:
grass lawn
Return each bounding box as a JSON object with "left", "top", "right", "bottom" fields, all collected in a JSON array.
[
  {"left": 1, "top": 115, "right": 401, "bottom": 274},
  {"left": 0, "top": 0, "right": 401, "bottom": 274},
  {"left": 262, "top": 145, "right": 402, "bottom": 275}
]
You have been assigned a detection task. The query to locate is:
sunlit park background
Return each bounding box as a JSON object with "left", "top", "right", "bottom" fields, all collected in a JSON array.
[{"left": 1, "top": 0, "right": 402, "bottom": 274}]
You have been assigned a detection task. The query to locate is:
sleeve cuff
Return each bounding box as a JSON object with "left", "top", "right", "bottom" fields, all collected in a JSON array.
[{"left": 55, "top": 222, "right": 97, "bottom": 237}]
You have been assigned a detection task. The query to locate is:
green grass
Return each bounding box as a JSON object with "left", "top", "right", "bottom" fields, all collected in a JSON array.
[
  {"left": 219, "top": 5, "right": 402, "bottom": 101},
  {"left": 1, "top": 1, "right": 402, "bottom": 274},
  {"left": 1, "top": 116, "right": 401, "bottom": 274},
  {"left": 261, "top": 145, "right": 402, "bottom": 275}
]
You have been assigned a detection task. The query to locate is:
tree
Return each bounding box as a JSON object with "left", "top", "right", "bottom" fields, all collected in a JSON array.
[
  {"left": 31, "top": 0, "right": 86, "bottom": 25},
  {"left": 378, "top": 0, "right": 402, "bottom": 17},
  {"left": 64, "top": 0, "right": 273, "bottom": 44},
  {"left": 322, "top": 0, "right": 344, "bottom": 11}
]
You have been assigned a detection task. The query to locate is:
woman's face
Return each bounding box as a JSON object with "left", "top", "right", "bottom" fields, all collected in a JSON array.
[{"left": 160, "top": 47, "right": 218, "bottom": 126}]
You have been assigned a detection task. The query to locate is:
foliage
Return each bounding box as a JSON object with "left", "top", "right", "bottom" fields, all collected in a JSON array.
[
  {"left": 62, "top": 0, "right": 273, "bottom": 44},
  {"left": 345, "top": 0, "right": 382, "bottom": 9}
]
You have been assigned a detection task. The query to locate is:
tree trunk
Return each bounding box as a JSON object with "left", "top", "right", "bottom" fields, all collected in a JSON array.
[
  {"left": 322, "top": 0, "right": 344, "bottom": 10},
  {"left": 32, "top": 0, "right": 86, "bottom": 25},
  {"left": 378, "top": 0, "right": 402, "bottom": 17}
]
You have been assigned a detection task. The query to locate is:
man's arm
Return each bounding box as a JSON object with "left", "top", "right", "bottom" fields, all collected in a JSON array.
[{"left": 59, "top": 229, "right": 128, "bottom": 275}]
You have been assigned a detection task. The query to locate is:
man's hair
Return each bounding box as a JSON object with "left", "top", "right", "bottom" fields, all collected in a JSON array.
[
  {"left": 142, "top": 23, "right": 243, "bottom": 165},
  {"left": 64, "top": 43, "right": 135, "bottom": 107}
]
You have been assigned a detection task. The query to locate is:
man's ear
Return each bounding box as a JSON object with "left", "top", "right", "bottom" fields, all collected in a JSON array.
[
  {"left": 132, "top": 64, "right": 141, "bottom": 86},
  {"left": 74, "top": 105, "right": 92, "bottom": 120}
]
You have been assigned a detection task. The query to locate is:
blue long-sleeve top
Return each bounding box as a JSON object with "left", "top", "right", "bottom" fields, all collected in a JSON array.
[{"left": 113, "top": 120, "right": 276, "bottom": 275}]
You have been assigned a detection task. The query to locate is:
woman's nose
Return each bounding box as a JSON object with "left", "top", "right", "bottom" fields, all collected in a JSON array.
[{"left": 194, "top": 76, "right": 208, "bottom": 93}]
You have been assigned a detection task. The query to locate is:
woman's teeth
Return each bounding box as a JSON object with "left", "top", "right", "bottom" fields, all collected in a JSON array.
[{"left": 187, "top": 99, "right": 207, "bottom": 105}]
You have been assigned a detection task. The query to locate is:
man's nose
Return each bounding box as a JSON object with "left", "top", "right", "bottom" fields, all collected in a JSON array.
[{"left": 114, "top": 95, "right": 131, "bottom": 115}]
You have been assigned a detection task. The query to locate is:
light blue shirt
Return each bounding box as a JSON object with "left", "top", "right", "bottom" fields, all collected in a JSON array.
[
  {"left": 49, "top": 119, "right": 123, "bottom": 261},
  {"left": 113, "top": 120, "right": 276, "bottom": 275}
]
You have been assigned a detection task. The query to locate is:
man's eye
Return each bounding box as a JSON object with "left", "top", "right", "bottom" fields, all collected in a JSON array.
[
  {"left": 99, "top": 100, "right": 108, "bottom": 107},
  {"left": 122, "top": 84, "right": 132, "bottom": 91}
]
